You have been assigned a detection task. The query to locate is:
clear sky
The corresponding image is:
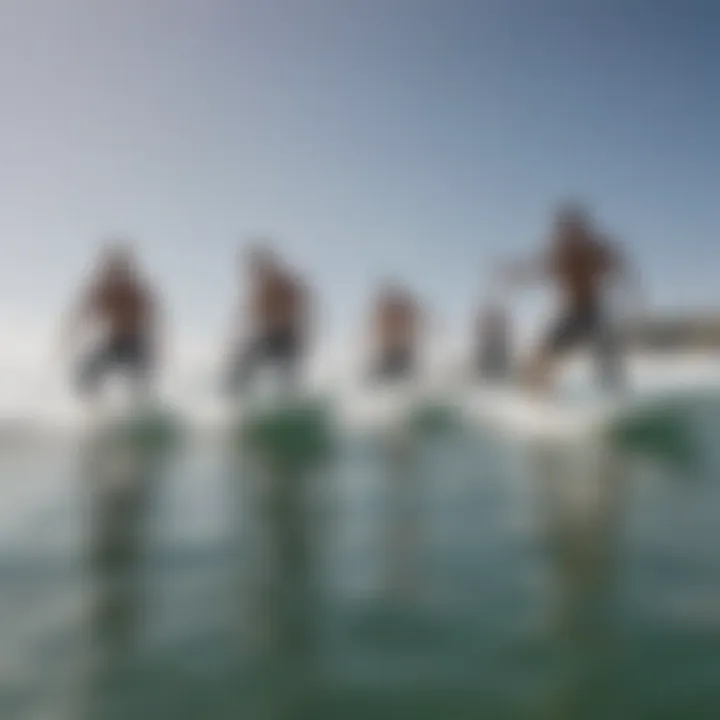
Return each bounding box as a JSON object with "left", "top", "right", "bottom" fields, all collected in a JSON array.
[{"left": 0, "top": 0, "right": 719, "bottom": 413}]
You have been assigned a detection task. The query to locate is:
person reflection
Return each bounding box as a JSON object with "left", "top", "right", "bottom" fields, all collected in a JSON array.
[
  {"left": 81, "top": 436, "right": 161, "bottom": 716},
  {"left": 228, "top": 424, "right": 328, "bottom": 718},
  {"left": 533, "top": 444, "right": 629, "bottom": 719}
]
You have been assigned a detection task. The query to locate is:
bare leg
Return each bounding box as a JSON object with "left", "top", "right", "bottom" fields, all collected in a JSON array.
[
  {"left": 225, "top": 343, "right": 258, "bottom": 399},
  {"left": 76, "top": 346, "right": 108, "bottom": 423},
  {"left": 524, "top": 310, "right": 577, "bottom": 397},
  {"left": 132, "top": 369, "right": 154, "bottom": 412},
  {"left": 277, "top": 356, "right": 300, "bottom": 401},
  {"left": 522, "top": 348, "right": 557, "bottom": 396},
  {"left": 125, "top": 340, "right": 155, "bottom": 413},
  {"left": 594, "top": 321, "right": 624, "bottom": 396}
]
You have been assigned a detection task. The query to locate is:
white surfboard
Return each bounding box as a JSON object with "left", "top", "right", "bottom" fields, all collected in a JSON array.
[
  {"left": 333, "top": 379, "right": 459, "bottom": 439},
  {"left": 461, "top": 383, "right": 709, "bottom": 470},
  {"left": 462, "top": 386, "right": 618, "bottom": 443},
  {"left": 335, "top": 382, "right": 418, "bottom": 435}
]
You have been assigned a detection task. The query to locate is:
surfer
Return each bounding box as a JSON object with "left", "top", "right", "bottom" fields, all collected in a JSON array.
[
  {"left": 63, "top": 241, "right": 159, "bottom": 405},
  {"left": 367, "top": 281, "right": 423, "bottom": 383},
  {"left": 475, "top": 302, "right": 512, "bottom": 382},
  {"left": 506, "top": 203, "right": 631, "bottom": 394},
  {"left": 225, "top": 244, "right": 311, "bottom": 397}
]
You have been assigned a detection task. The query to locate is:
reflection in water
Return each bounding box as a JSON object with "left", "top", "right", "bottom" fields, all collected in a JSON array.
[
  {"left": 383, "top": 429, "right": 422, "bottom": 605},
  {"left": 238, "top": 463, "right": 315, "bottom": 658},
  {"left": 532, "top": 441, "right": 630, "bottom": 719},
  {"left": 22, "top": 398, "right": 717, "bottom": 720},
  {"left": 228, "top": 416, "right": 332, "bottom": 719},
  {"left": 79, "top": 428, "right": 166, "bottom": 719}
]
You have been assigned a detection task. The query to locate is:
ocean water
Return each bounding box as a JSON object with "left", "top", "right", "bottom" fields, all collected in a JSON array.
[{"left": 1, "top": 412, "right": 720, "bottom": 720}]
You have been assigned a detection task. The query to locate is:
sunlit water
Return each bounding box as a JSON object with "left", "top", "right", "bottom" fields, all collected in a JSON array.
[{"left": 1, "top": 405, "right": 720, "bottom": 720}]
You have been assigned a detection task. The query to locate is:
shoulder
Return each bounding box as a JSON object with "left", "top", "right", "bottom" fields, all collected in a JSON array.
[
  {"left": 290, "top": 272, "right": 308, "bottom": 297},
  {"left": 596, "top": 234, "right": 618, "bottom": 257},
  {"left": 542, "top": 241, "right": 560, "bottom": 268},
  {"left": 137, "top": 281, "right": 157, "bottom": 307},
  {"left": 85, "top": 281, "right": 105, "bottom": 305}
]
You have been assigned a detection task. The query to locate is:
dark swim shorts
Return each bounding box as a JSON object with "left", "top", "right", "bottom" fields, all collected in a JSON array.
[
  {"left": 544, "top": 304, "right": 612, "bottom": 354},
  {"left": 225, "top": 327, "right": 302, "bottom": 395},
  {"left": 371, "top": 346, "right": 415, "bottom": 382},
  {"left": 543, "top": 303, "right": 624, "bottom": 391},
  {"left": 77, "top": 335, "right": 151, "bottom": 394}
]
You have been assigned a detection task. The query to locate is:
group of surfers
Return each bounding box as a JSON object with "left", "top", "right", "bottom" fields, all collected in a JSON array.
[{"left": 62, "top": 202, "right": 637, "bottom": 406}]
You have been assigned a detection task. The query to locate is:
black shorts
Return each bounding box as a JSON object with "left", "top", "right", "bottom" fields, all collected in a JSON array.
[
  {"left": 371, "top": 347, "right": 415, "bottom": 382},
  {"left": 77, "top": 336, "right": 151, "bottom": 394},
  {"left": 254, "top": 328, "right": 301, "bottom": 362},
  {"left": 544, "top": 304, "right": 612, "bottom": 355},
  {"left": 542, "top": 303, "right": 624, "bottom": 391},
  {"left": 225, "top": 328, "right": 302, "bottom": 394}
]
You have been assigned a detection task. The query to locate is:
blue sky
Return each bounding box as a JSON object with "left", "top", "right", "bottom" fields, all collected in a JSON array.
[{"left": 0, "top": 0, "right": 719, "bottom": 363}]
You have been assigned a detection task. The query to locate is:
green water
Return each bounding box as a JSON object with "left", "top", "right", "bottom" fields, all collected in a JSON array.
[{"left": 1, "top": 423, "right": 720, "bottom": 720}]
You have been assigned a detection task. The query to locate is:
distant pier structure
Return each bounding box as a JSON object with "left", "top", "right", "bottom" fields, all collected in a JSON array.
[{"left": 624, "top": 313, "right": 720, "bottom": 352}]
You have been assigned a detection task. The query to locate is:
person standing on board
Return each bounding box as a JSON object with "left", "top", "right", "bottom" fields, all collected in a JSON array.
[
  {"left": 504, "top": 203, "right": 632, "bottom": 394},
  {"left": 63, "top": 241, "right": 160, "bottom": 407},
  {"left": 225, "top": 244, "right": 311, "bottom": 397},
  {"left": 367, "top": 281, "right": 423, "bottom": 383}
]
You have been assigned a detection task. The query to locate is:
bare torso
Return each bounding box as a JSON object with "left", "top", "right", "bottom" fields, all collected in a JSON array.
[
  {"left": 251, "top": 272, "right": 306, "bottom": 335},
  {"left": 90, "top": 280, "right": 152, "bottom": 341},
  {"left": 374, "top": 293, "right": 419, "bottom": 350},
  {"left": 549, "top": 232, "right": 616, "bottom": 310}
]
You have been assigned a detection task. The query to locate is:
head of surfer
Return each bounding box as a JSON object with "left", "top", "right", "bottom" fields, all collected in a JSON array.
[
  {"left": 244, "top": 243, "right": 279, "bottom": 285},
  {"left": 553, "top": 202, "right": 593, "bottom": 251},
  {"left": 378, "top": 278, "right": 409, "bottom": 306},
  {"left": 98, "top": 240, "right": 136, "bottom": 286}
]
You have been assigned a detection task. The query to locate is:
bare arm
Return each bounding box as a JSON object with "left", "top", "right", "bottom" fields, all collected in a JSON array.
[
  {"left": 364, "top": 301, "right": 381, "bottom": 351},
  {"left": 226, "top": 295, "right": 248, "bottom": 355},
  {"left": 59, "top": 284, "right": 96, "bottom": 353},
  {"left": 500, "top": 251, "right": 551, "bottom": 288},
  {"left": 608, "top": 242, "right": 645, "bottom": 315},
  {"left": 145, "top": 288, "right": 164, "bottom": 364},
  {"left": 418, "top": 302, "right": 438, "bottom": 340},
  {"left": 298, "top": 281, "right": 314, "bottom": 347}
]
